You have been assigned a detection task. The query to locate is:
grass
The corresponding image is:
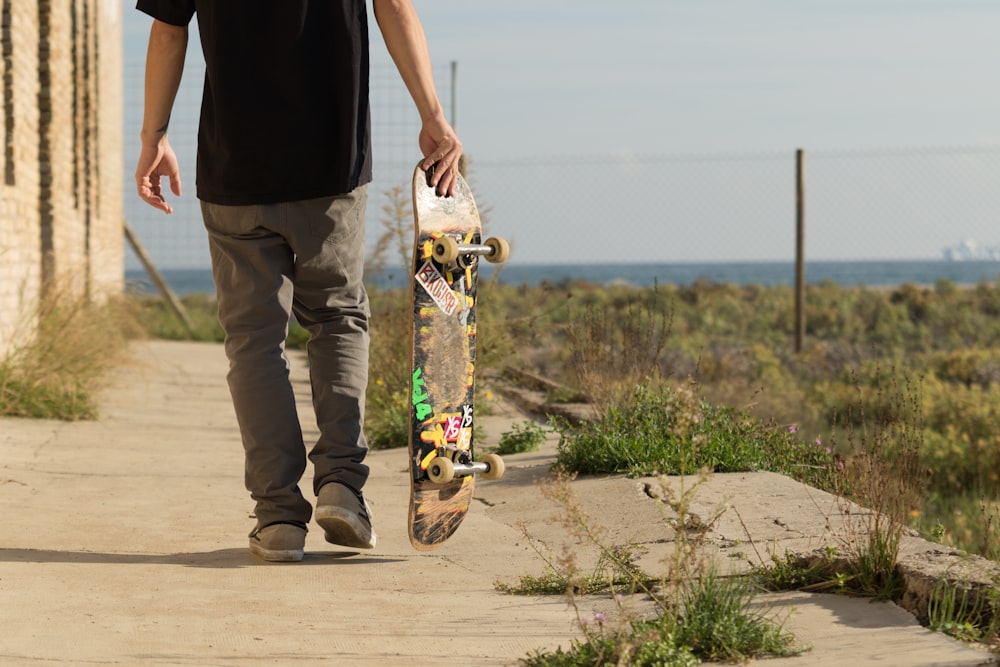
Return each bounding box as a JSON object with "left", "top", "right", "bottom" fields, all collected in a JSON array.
[
  {"left": 1, "top": 281, "right": 141, "bottom": 420},
  {"left": 517, "top": 278, "right": 1000, "bottom": 562},
  {"left": 364, "top": 287, "right": 412, "bottom": 449},
  {"left": 505, "top": 472, "right": 803, "bottom": 665},
  {"left": 494, "top": 279, "right": 1000, "bottom": 657},
  {"left": 920, "top": 492, "right": 1000, "bottom": 563},
  {"left": 928, "top": 578, "right": 1000, "bottom": 643},
  {"left": 27, "top": 242, "right": 996, "bottom": 657},
  {"left": 13, "top": 186, "right": 1000, "bottom": 660},
  {"left": 670, "top": 565, "right": 798, "bottom": 663},
  {"left": 495, "top": 419, "right": 547, "bottom": 455},
  {"left": 554, "top": 382, "right": 839, "bottom": 490},
  {"left": 127, "top": 276, "right": 1000, "bottom": 563},
  {"left": 496, "top": 539, "right": 657, "bottom": 597},
  {"left": 131, "top": 292, "right": 224, "bottom": 342},
  {"left": 521, "top": 628, "right": 701, "bottom": 667}
]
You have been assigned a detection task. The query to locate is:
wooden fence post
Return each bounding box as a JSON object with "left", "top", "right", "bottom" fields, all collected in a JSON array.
[
  {"left": 124, "top": 220, "right": 195, "bottom": 337},
  {"left": 795, "top": 149, "right": 806, "bottom": 353}
]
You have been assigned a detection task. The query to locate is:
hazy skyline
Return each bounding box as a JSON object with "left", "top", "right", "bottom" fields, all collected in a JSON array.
[{"left": 123, "top": 2, "right": 1000, "bottom": 268}]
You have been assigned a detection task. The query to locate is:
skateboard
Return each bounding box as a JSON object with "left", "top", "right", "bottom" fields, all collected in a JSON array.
[{"left": 407, "top": 163, "right": 508, "bottom": 551}]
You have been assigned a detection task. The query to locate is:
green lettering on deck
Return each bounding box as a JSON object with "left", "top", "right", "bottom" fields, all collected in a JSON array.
[{"left": 412, "top": 368, "right": 432, "bottom": 421}]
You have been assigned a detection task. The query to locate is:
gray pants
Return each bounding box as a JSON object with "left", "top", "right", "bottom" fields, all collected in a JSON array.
[{"left": 201, "top": 187, "right": 370, "bottom": 530}]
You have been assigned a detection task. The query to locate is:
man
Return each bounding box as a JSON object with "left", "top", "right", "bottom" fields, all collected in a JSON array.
[{"left": 135, "top": 0, "right": 462, "bottom": 562}]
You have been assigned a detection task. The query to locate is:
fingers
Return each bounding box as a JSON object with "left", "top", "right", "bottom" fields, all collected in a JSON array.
[
  {"left": 169, "top": 172, "right": 182, "bottom": 197},
  {"left": 421, "top": 137, "right": 463, "bottom": 197},
  {"left": 135, "top": 143, "right": 180, "bottom": 214},
  {"left": 136, "top": 172, "right": 178, "bottom": 214}
]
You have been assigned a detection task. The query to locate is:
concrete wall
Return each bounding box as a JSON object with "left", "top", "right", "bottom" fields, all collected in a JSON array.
[{"left": 0, "top": 0, "right": 123, "bottom": 357}]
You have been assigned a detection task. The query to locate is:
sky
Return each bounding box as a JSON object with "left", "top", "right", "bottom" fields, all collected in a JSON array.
[
  {"left": 122, "top": 1, "right": 1000, "bottom": 269},
  {"left": 401, "top": 1, "right": 1000, "bottom": 156}
]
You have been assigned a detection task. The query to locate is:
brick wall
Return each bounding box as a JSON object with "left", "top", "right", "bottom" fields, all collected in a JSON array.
[{"left": 0, "top": 0, "right": 123, "bottom": 357}]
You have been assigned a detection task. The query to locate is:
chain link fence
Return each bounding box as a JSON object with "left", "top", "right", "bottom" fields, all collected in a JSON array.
[
  {"left": 123, "top": 56, "right": 456, "bottom": 275},
  {"left": 467, "top": 147, "right": 1000, "bottom": 267},
  {"left": 123, "top": 56, "right": 1000, "bottom": 291}
]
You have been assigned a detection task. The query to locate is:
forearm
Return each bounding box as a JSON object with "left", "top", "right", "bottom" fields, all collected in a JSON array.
[
  {"left": 373, "top": 0, "right": 445, "bottom": 123},
  {"left": 140, "top": 20, "right": 188, "bottom": 146},
  {"left": 374, "top": 0, "right": 461, "bottom": 193}
]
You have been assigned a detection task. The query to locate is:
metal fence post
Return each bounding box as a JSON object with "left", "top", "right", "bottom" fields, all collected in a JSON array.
[{"left": 450, "top": 60, "right": 458, "bottom": 130}]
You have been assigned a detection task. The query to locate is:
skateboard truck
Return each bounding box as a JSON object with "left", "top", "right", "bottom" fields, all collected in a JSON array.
[
  {"left": 426, "top": 452, "right": 505, "bottom": 485},
  {"left": 433, "top": 235, "right": 510, "bottom": 269}
]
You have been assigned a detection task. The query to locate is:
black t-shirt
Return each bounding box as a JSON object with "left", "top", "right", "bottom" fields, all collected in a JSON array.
[{"left": 136, "top": 0, "right": 372, "bottom": 205}]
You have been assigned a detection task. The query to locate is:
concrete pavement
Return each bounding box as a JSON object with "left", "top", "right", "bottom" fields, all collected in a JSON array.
[{"left": 0, "top": 340, "right": 996, "bottom": 666}]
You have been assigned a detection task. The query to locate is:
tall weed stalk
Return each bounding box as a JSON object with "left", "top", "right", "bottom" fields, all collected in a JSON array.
[
  {"left": 512, "top": 471, "right": 800, "bottom": 665},
  {"left": 830, "top": 367, "right": 927, "bottom": 599},
  {"left": 566, "top": 293, "right": 673, "bottom": 413}
]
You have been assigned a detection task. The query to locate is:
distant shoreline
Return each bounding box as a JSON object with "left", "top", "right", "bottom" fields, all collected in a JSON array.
[{"left": 125, "top": 259, "right": 1000, "bottom": 296}]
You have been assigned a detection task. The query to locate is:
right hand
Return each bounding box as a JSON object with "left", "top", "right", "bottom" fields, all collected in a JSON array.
[
  {"left": 419, "top": 113, "right": 463, "bottom": 197},
  {"left": 135, "top": 138, "right": 182, "bottom": 214}
]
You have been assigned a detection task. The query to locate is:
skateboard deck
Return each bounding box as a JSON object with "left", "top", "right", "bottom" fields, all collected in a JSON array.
[{"left": 407, "top": 163, "right": 507, "bottom": 551}]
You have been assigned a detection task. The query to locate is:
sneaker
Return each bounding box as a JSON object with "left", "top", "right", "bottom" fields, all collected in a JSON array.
[
  {"left": 248, "top": 523, "right": 306, "bottom": 562},
  {"left": 315, "top": 482, "right": 377, "bottom": 549}
]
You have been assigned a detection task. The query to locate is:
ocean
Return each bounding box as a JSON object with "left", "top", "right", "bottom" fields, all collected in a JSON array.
[{"left": 124, "top": 260, "right": 1000, "bottom": 296}]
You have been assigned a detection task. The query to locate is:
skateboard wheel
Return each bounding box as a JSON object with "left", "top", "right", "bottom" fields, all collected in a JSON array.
[
  {"left": 427, "top": 456, "right": 456, "bottom": 484},
  {"left": 483, "top": 237, "right": 509, "bottom": 264},
  {"left": 481, "top": 453, "right": 505, "bottom": 480},
  {"left": 433, "top": 236, "right": 460, "bottom": 264}
]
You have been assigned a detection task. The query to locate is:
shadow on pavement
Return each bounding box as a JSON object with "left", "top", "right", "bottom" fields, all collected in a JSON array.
[{"left": 0, "top": 547, "right": 404, "bottom": 568}]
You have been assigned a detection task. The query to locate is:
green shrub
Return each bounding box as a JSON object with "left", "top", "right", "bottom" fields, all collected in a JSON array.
[
  {"left": 554, "top": 383, "right": 837, "bottom": 489},
  {"left": 496, "top": 420, "right": 547, "bottom": 455},
  {"left": 921, "top": 376, "right": 1000, "bottom": 494}
]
